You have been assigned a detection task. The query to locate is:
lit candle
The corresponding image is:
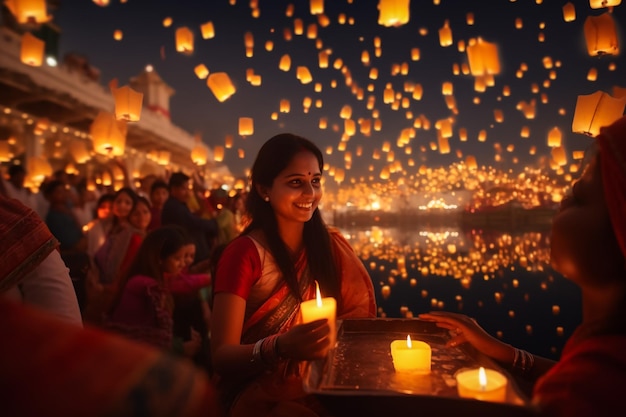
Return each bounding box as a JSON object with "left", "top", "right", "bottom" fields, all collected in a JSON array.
[
  {"left": 456, "top": 367, "right": 508, "bottom": 402},
  {"left": 390, "top": 335, "right": 432, "bottom": 373},
  {"left": 300, "top": 281, "right": 337, "bottom": 348}
]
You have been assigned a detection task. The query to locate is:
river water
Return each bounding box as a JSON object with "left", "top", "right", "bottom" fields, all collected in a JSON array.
[{"left": 338, "top": 224, "right": 582, "bottom": 361}]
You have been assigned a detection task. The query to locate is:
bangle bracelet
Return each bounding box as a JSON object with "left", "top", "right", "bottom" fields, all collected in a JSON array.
[
  {"left": 251, "top": 338, "right": 264, "bottom": 364},
  {"left": 512, "top": 348, "right": 535, "bottom": 376}
]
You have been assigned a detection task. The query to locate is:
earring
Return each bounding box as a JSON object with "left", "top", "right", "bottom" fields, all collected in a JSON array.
[{"left": 264, "top": 196, "right": 270, "bottom": 202}]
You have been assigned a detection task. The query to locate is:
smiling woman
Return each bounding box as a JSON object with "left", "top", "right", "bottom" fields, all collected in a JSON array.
[{"left": 209, "top": 132, "right": 377, "bottom": 417}]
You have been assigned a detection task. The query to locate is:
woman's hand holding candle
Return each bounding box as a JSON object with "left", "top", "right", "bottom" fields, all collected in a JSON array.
[
  {"left": 276, "top": 319, "right": 332, "bottom": 360},
  {"left": 300, "top": 281, "right": 337, "bottom": 349}
]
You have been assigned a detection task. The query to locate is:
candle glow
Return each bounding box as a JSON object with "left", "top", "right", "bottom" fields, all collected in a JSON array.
[{"left": 300, "top": 280, "right": 337, "bottom": 349}]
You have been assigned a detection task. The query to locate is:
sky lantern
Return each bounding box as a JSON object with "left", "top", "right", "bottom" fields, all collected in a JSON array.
[
  {"left": 441, "top": 82, "right": 453, "bottom": 95},
  {"left": 194, "top": 63, "right": 209, "bottom": 79},
  {"left": 92, "top": 0, "right": 110, "bottom": 6},
  {"left": 239, "top": 117, "right": 254, "bottom": 136},
  {"left": 466, "top": 12, "right": 474, "bottom": 25},
  {"left": 572, "top": 91, "right": 626, "bottom": 137},
  {"left": 562, "top": 2, "right": 576, "bottom": 22},
  {"left": 310, "top": 0, "right": 324, "bottom": 15},
  {"left": 113, "top": 29, "right": 123, "bottom": 41},
  {"left": 411, "top": 48, "right": 420, "bottom": 61},
  {"left": 175, "top": 27, "right": 194, "bottom": 55},
  {"left": 213, "top": 145, "right": 224, "bottom": 162},
  {"left": 207, "top": 72, "right": 236, "bottom": 102},
  {"left": 587, "top": 67, "right": 598, "bottom": 81},
  {"left": 244, "top": 31, "right": 254, "bottom": 57},
  {"left": 162, "top": 17, "right": 172, "bottom": 27},
  {"left": 279, "top": 99, "right": 290, "bottom": 113},
  {"left": 296, "top": 66, "right": 313, "bottom": 84},
  {"left": 306, "top": 23, "right": 317, "bottom": 39},
  {"left": 467, "top": 37, "right": 500, "bottom": 76},
  {"left": 465, "top": 155, "right": 477, "bottom": 171},
  {"left": 7, "top": 0, "right": 50, "bottom": 24},
  {"left": 438, "top": 134, "right": 450, "bottom": 154},
  {"left": 494, "top": 109, "right": 504, "bottom": 123},
  {"left": 439, "top": 20, "right": 453, "bottom": 47},
  {"left": 69, "top": 140, "right": 90, "bottom": 164},
  {"left": 377, "top": 0, "right": 410, "bottom": 27},
  {"left": 344, "top": 119, "right": 356, "bottom": 136},
  {"left": 515, "top": 17, "right": 523, "bottom": 29},
  {"left": 20, "top": 32, "right": 44, "bottom": 66},
  {"left": 191, "top": 143, "right": 208, "bottom": 165},
  {"left": 521, "top": 126, "right": 530, "bottom": 138},
  {"left": 478, "top": 130, "right": 487, "bottom": 142},
  {"left": 90, "top": 111, "right": 126, "bottom": 156},
  {"left": 547, "top": 127, "right": 562, "bottom": 147},
  {"left": 459, "top": 127, "right": 468, "bottom": 142},
  {"left": 318, "top": 50, "right": 329, "bottom": 68},
  {"left": 551, "top": 146, "right": 567, "bottom": 166},
  {"left": 157, "top": 151, "right": 171, "bottom": 166},
  {"left": 225, "top": 134, "right": 234, "bottom": 149},
  {"left": 200, "top": 21, "right": 215, "bottom": 39},
  {"left": 589, "top": 0, "right": 622, "bottom": 8},
  {"left": 113, "top": 85, "right": 143, "bottom": 122},
  {"left": 279, "top": 54, "right": 291, "bottom": 71},
  {"left": 293, "top": 18, "right": 304, "bottom": 35},
  {"left": 584, "top": 13, "right": 619, "bottom": 56},
  {"left": 27, "top": 155, "right": 52, "bottom": 185}
]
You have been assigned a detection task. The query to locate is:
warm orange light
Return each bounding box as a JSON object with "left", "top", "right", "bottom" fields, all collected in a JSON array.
[
  {"left": 20, "top": 32, "right": 44, "bottom": 67},
  {"left": 207, "top": 72, "right": 236, "bottom": 102},
  {"left": 113, "top": 85, "right": 143, "bottom": 122},
  {"left": 175, "top": 27, "right": 194, "bottom": 55}
]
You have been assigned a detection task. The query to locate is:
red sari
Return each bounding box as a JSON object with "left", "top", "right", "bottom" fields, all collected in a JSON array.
[
  {"left": 213, "top": 228, "right": 376, "bottom": 417},
  {"left": 532, "top": 329, "right": 626, "bottom": 417}
]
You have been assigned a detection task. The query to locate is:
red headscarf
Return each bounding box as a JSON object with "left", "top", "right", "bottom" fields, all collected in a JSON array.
[{"left": 596, "top": 115, "right": 626, "bottom": 259}]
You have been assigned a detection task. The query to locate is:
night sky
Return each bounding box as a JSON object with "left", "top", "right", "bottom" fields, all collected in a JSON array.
[{"left": 52, "top": 0, "right": 625, "bottom": 183}]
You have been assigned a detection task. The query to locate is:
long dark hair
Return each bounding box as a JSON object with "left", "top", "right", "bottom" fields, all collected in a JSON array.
[
  {"left": 242, "top": 133, "right": 341, "bottom": 305},
  {"left": 109, "top": 225, "right": 190, "bottom": 313},
  {"left": 111, "top": 186, "right": 138, "bottom": 229}
]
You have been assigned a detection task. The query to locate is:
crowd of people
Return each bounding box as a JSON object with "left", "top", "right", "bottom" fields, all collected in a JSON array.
[{"left": 2, "top": 120, "right": 626, "bottom": 416}]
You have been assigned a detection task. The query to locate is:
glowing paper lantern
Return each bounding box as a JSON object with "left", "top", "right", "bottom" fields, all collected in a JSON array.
[
  {"left": 69, "top": 140, "right": 90, "bottom": 164},
  {"left": 584, "top": 13, "right": 619, "bottom": 56},
  {"left": 467, "top": 37, "right": 500, "bottom": 76},
  {"left": 175, "top": 27, "right": 194, "bottom": 55},
  {"left": 20, "top": 32, "right": 44, "bottom": 67},
  {"left": 589, "top": 0, "right": 622, "bottom": 8},
  {"left": 562, "top": 2, "right": 576, "bottom": 22},
  {"left": 27, "top": 155, "right": 52, "bottom": 184},
  {"left": 310, "top": 0, "right": 324, "bottom": 14},
  {"left": 279, "top": 54, "right": 291, "bottom": 71},
  {"left": 239, "top": 117, "right": 254, "bottom": 136},
  {"left": 113, "top": 29, "right": 123, "bottom": 41},
  {"left": 547, "top": 127, "right": 562, "bottom": 147},
  {"left": 551, "top": 146, "right": 567, "bottom": 166},
  {"left": 191, "top": 143, "right": 208, "bottom": 165},
  {"left": 200, "top": 21, "right": 215, "bottom": 39},
  {"left": 207, "top": 72, "right": 236, "bottom": 102},
  {"left": 572, "top": 91, "right": 626, "bottom": 137},
  {"left": 113, "top": 85, "right": 143, "bottom": 122},
  {"left": 163, "top": 17, "right": 172, "bottom": 27},
  {"left": 439, "top": 20, "right": 453, "bottom": 47},
  {"left": 7, "top": 0, "right": 50, "bottom": 24},
  {"left": 213, "top": 145, "right": 225, "bottom": 162},
  {"left": 378, "top": 0, "right": 410, "bottom": 27},
  {"left": 296, "top": 66, "right": 313, "bottom": 84},
  {"left": 194, "top": 64, "right": 209, "bottom": 79},
  {"left": 90, "top": 111, "right": 126, "bottom": 156},
  {"left": 465, "top": 155, "right": 477, "bottom": 170}
]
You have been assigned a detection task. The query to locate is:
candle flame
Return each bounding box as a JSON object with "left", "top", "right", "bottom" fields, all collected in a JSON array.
[
  {"left": 406, "top": 334, "right": 412, "bottom": 348},
  {"left": 315, "top": 280, "right": 322, "bottom": 307},
  {"left": 478, "top": 366, "right": 487, "bottom": 390}
]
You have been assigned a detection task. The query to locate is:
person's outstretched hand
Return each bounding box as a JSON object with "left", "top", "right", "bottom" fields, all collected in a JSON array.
[
  {"left": 277, "top": 319, "right": 331, "bottom": 361},
  {"left": 418, "top": 311, "right": 514, "bottom": 363}
]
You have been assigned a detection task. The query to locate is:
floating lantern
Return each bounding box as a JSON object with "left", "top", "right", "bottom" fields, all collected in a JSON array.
[
  {"left": 562, "top": 2, "right": 576, "bottom": 22},
  {"left": 239, "top": 117, "right": 254, "bottom": 136},
  {"left": 90, "top": 111, "right": 126, "bottom": 156},
  {"left": 163, "top": 17, "right": 172, "bottom": 27},
  {"left": 589, "top": 0, "right": 622, "bottom": 9},
  {"left": 572, "top": 91, "right": 626, "bottom": 137},
  {"left": 310, "top": 0, "right": 324, "bottom": 15},
  {"left": 157, "top": 151, "right": 171, "bottom": 166},
  {"left": 318, "top": 50, "right": 329, "bottom": 68},
  {"left": 207, "top": 72, "right": 236, "bottom": 102},
  {"left": 439, "top": 20, "right": 453, "bottom": 47},
  {"left": 92, "top": 0, "right": 110, "bottom": 6},
  {"left": 213, "top": 145, "right": 224, "bottom": 162},
  {"left": 113, "top": 29, "right": 123, "bottom": 41},
  {"left": 175, "top": 27, "right": 194, "bottom": 55},
  {"left": 69, "top": 140, "right": 91, "bottom": 164},
  {"left": 548, "top": 126, "right": 563, "bottom": 148},
  {"left": 466, "top": 155, "right": 477, "bottom": 170},
  {"left": 113, "top": 85, "right": 143, "bottom": 122},
  {"left": 551, "top": 146, "right": 567, "bottom": 166},
  {"left": 584, "top": 13, "right": 619, "bottom": 56},
  {"left": 296, "top": 66, "right": 313, "bottom": 84},
  {"left": 280, "top": 99, "right": 291, "bottom": 113},
  {"left": 7, "top": 0, "right": 50, "bottom": 24},
  {"left": 378, "top": 0, "right": 410, "bottom": 27},
  {"left": 467, "top": 37, "right": 500, "bottom": 76},
  {"left": 27, "top": 155, "right": 52, "bottom": 184},
  {"left": 200, "top": 21, "right": 214, "bottom": 39},
  {"left": 20, "top": 32, "right": 44, "bottom": 67},
  {"left": 279, "top": 54, "right": 291, "bottom": 71},
  {"left": 194, "top": 63, "right": 209, "bottom": 79},
  {"left": 191, "top": 143, "right": 208, "bottom": 165}
]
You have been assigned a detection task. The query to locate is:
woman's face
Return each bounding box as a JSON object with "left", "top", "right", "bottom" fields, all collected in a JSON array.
[
  {"left": 112, "top": 192, "right": 134, "bottom": 219},
  {"left": 550, "top": 153, "right": 623, "bottom": 286},
  {"left": 264, "top": 150, "right": 322, "bottom": 229},
  {"left": 150, "top": 187, "right": 169, "bottom": 209},
  {"left": 183, "top": 243, "right": 196, "bottom": 267},
  {"left": 162, "top": 246, "right": 187, "bottom": 276},
  {"left": 129, "top": 201, "right": 152, "bottom": 231}
]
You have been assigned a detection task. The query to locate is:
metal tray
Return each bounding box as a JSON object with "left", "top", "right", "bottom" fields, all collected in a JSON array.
[{"left": 303, "top": 318, "right": 537, "bottom": 417}]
